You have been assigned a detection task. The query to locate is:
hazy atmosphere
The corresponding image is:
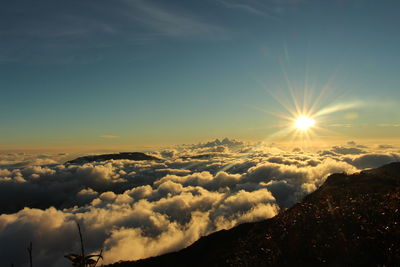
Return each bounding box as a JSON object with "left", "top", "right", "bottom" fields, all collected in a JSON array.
[{"left": 1, "top": 0, "right": 399, "bottom": 266}]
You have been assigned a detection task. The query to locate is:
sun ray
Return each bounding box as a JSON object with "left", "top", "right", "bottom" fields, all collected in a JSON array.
[
  {"left": 279, "top": 60, "right": 302, "bottom": 116},
  {"left": 267, "top": 89, "right": 298, "bottom": 118},
  {"left": 259, "top": 78, "right": 362, "bottom": 149},
  {"left": 314, "top": 101, "right": 363, "bottom": 117}
]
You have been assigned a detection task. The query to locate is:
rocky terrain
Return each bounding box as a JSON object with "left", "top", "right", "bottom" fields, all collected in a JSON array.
[{"left": 107, "top": 162, "right": 400, "bottom": 266}]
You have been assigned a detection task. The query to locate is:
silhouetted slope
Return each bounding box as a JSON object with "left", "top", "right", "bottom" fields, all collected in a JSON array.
[
  {"left": 107, "top": 162, "right": 400, "bottom": 267},
  {"left": 66, "top": 152, "right": 160, "bottom": 165}
]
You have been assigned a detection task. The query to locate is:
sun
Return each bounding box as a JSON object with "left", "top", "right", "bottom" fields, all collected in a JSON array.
[{"left": 295, "top": 116, "right": 316, "bottom": 131}]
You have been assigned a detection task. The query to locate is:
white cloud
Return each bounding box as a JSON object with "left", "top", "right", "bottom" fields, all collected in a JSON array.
[
  {"left": 331, "top": 146, "right": 366, "bottom": 155},
  {"left": 347, "top": 153, "right": 400, "bottom": 169},
  {"left": 0, "top": 139, "right": 396, "bottom": 266}
]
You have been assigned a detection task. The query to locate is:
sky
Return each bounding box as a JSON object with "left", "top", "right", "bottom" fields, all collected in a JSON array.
[
  {"left": 1, "top": 2, "right": 400, "bottom": 264},
  {"left": 1, "top": 0, "right": 400, "bottom": 151}
]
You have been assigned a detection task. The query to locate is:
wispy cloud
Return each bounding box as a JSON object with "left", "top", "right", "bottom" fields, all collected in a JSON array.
[
  {"left": 127, "top": 0, "right": 228, "bottom": 39},
  {"left": 217, "top": 0, "right": 305, "bottom": 18},
  {"left": 378, "top": 124, "right": 400, "bottom": 127},
  {"left": 217, "top": 0, "right": 272, "bottom": 17},
  {"left": 329, "top": 124, "right": 353, "bottom": 128},
  {"left": 0, "top": 0, "right": 228, "bottom": 64}
]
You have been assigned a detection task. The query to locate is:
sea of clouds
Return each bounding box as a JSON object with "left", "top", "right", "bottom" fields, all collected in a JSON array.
[{"left": 0, "top": 138, "right": 399, "bottom": 266}]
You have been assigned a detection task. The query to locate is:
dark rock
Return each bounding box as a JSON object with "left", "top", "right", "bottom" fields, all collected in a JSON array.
[{"left": 66, "top": 152, "right": 160, "bottom": 165}]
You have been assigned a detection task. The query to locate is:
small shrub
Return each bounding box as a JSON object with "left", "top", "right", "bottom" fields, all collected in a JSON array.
[{"left": 64, "top": 222, "right": 103, "bottom": 267}]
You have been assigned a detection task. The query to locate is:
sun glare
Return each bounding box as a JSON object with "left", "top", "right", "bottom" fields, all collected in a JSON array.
[
  {"left": 295, "top": 116, "right": 316, "bottom": 131},
  {"left": 253, "top": 62, "right": 363, "bottom": 146}
]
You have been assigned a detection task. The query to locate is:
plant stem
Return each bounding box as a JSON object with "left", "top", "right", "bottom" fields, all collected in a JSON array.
[
  {"left": 27, "top": 242, "right": 33, "bottom": 267},
  {"left": 93, "top": 249, "right": 103, "bottom": 267},
  {"left": 76, "top": 222, "right": 85, "bottom": 267}
]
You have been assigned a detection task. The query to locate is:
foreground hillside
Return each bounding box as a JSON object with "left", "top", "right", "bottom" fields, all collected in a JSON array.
[{"left": 107, "top": 162, "right": 400, "bottom": 266}]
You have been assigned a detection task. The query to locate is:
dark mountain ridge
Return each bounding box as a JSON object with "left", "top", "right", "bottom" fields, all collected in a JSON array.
[
  {"left": 66, "top": 152, "right": 160, "bottom": 165},
  {"left": 107, "top": 162, "right": 400, "bottom": 267}
]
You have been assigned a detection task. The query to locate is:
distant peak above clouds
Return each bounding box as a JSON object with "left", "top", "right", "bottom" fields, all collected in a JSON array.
[
  {"left": 195, "top": 138, "right": 244, "bottom": 148},
  {"left": 66, "top": 152, "right": 160, "bottom": 165}
]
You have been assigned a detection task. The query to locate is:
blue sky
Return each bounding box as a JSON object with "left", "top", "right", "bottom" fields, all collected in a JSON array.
[{"left": 1, "top": 0, "right": 400, "bottom": 150}]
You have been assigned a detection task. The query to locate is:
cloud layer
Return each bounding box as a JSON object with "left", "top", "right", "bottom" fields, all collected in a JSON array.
[{"left": 0, "top": 139, "right": 399, "bottom": 266}]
